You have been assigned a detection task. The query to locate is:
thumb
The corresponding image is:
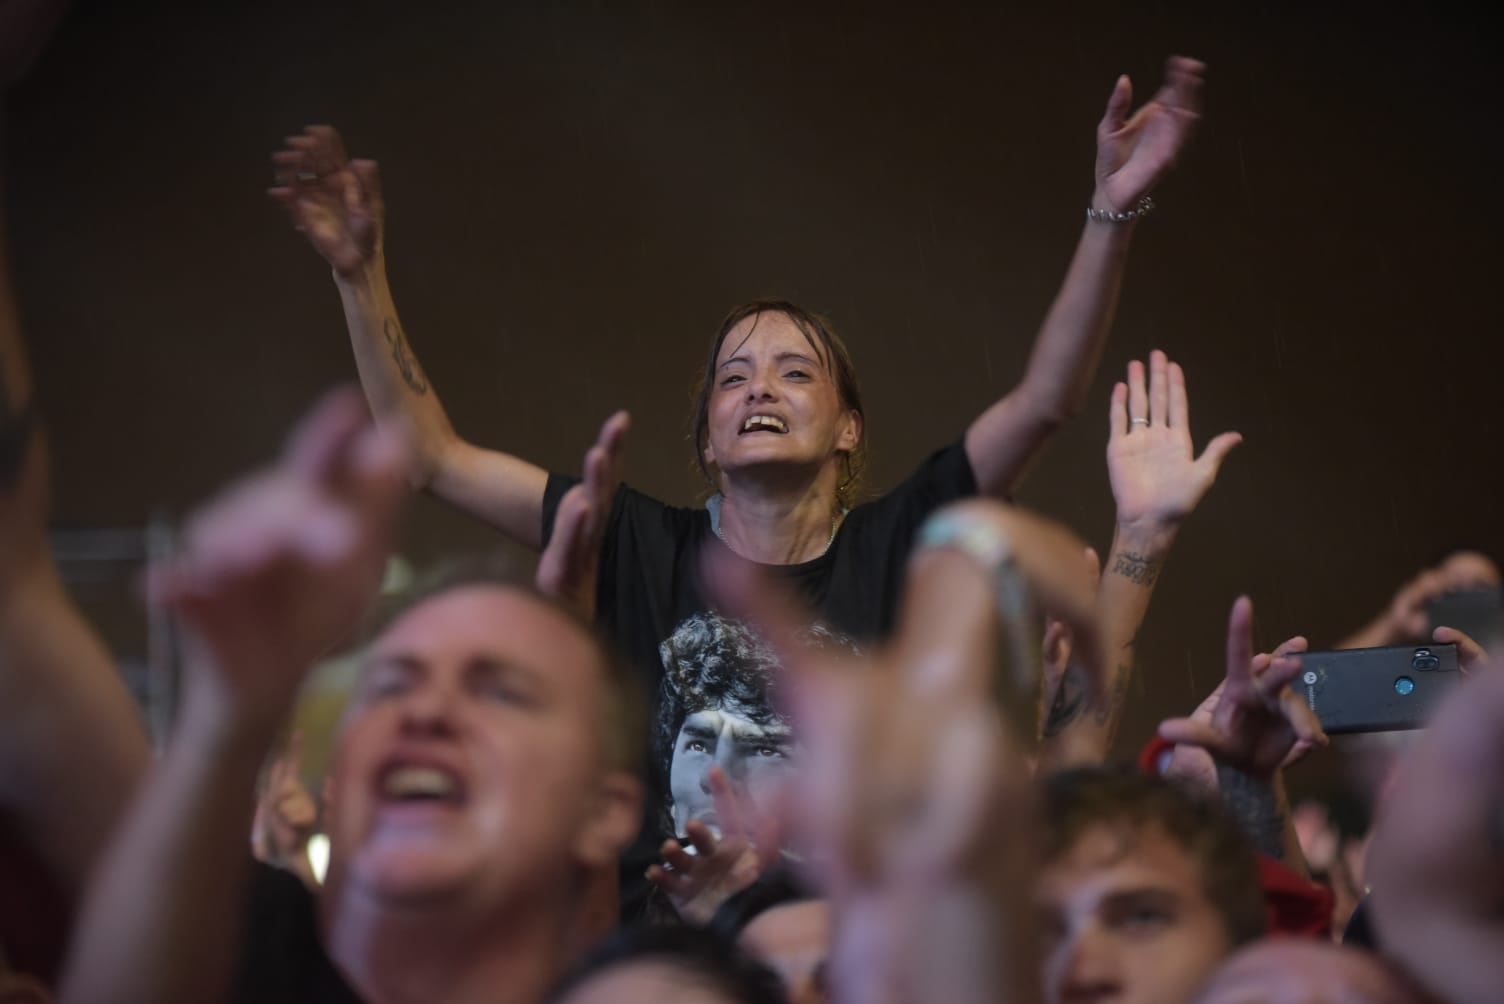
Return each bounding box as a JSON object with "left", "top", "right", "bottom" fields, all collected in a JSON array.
[
  {"left": 1433, "top": 626, "right": 1488, "bottom": 673},
  {"left": 1195, "top": 431, "right": 1243, "bottom": 477},
  {"left": 1158, "top": 717, "right": 1229, "bottom": 755},
  {"left": 350, "top": 158, "right": 383, "bottom": 216},
  {"left": 346, "top": 422, "right": 412, "bottom": 540},
  {"left": 1100, "top": 74, "right": 1132, "bottom": 133},
  {"left": 1083, "top": 546, "right": 1102, "bottom": 588}
]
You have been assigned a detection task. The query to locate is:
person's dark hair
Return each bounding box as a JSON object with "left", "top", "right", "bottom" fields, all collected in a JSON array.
[
  {"left": 1041, "top": 766, "right": 1267, "bottom": 949},
  {"left": 689, "top": 299, "right": 866, "bottom": 509},
  {"left": 652, "top": 612, "right": 786, "bottom": 834},
  {"left": 352, "top": 554, "right": 647, "bottom": 776},
  {"left": 549, "top": 923, "right": 788, "bottom": 1004}
]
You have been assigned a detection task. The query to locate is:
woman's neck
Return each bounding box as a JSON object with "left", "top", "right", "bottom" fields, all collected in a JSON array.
[{"left": 717, "top": 471, "right": 844, "bottom": 565}]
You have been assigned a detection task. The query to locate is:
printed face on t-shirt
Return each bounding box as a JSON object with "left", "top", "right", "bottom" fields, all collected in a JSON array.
[
  {"left": 656, "top": 611, "right": 855, "bottom": 841},
  {"left": 669, "top": 707, "right": 798, "bottom": 837}
]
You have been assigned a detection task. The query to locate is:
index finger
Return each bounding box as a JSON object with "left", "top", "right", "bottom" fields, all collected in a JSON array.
[{"left": 1224, "top": 596, "right": 1255, "bottom": 690}]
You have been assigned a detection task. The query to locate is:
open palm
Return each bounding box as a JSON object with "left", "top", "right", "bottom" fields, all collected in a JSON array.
[
  {"left": 270, "top": 125, "right": 384, "bottom": 276},
  {"left": 1107, "top": 350, "right": 1240, "bottom": 529}
]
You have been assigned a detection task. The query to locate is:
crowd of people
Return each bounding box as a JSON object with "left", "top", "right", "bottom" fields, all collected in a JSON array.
[{"left": 1, "top": 4, "right": 1500, "bottom": 1002}]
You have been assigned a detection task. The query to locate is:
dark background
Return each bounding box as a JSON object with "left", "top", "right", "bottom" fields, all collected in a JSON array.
[{"left": 5, "top": 0, "right": 1501, "bottom": 798}]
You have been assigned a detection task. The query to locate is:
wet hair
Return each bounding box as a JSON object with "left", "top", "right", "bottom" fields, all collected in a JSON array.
[
  {"left": 689, "top": 299, "right": 866, "bottom": 510},
  {"left": 549, "top": 923, "right": 789, "bottom": 1004},
  {"left": 1041, "top": 766, "right": 1267, "bottom": 949},
  {"left": 353, "top": 554, "right": 647, "bottom": 776}
]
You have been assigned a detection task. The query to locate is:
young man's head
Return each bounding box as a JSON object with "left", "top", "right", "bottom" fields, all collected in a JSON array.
[
  {"left": 321, "top": 560, "right": 644, "bottom": 918},
  {"left": 691, "top": 301, "right": 865, "bottom": 509},
  {"left": 1036, "top": 767, "right": 1265, "bottom": 1004}
]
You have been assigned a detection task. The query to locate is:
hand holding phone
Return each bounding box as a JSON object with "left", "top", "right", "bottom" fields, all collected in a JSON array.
[{"left": 1298, "top": 643, "right": 1460, "bottom": 734}]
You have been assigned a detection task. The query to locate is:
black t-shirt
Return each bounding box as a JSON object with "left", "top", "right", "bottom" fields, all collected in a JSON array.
[
  {"left": 542, "top": 442, "right": 978, "bottom": 914},
  {"left": 232, "top": 861, "right": 363, "bottom": 1004}
]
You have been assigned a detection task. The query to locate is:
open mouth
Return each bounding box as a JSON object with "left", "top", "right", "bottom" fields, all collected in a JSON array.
[
  {"left": 377, "top": 763, "right": 467, "bottom": 808},
  {"left": 740, "top": 414, "right": 789, "bottom": 435}
]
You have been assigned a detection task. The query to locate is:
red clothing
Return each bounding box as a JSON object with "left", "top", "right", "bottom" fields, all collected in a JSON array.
[{"left": 1139, "top": 735, "right": 1334, "bottom": 937}]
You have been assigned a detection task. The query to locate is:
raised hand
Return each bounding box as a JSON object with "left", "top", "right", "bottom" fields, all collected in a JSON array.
[
  {"left": 1107, "top": 350, "right": 1240, "bottom": 531},
  {"left": 1163, "top": 632, "right": 1310, "bottom": 793},
  {"left": 712, "top": 501, "right": 1097, "bottom": 891},
  {"left": 1094, "top": 56, "right": 1204, "bottom": 211},
  {"left": 1159, "top": 597, "right": 1327, "bottom": 777},
  {"left": 147, "top": 389, "right": 409, "bottom": 735},
  {"left": 646, "top": 766, "right": 782, "bottom": 925},
  {"left": 535, "top": 411, "right": 628, "bottom": 620},
  {"left": 251, "top": 730, "right": 318, "bottom": 873},
  {"left": 708, "top": 508, "right": 1060, "bottom": 1004},
  {"left": 269, "top": 125, "right": 384, "bottom": 277},
  {"left": 1377, "top": 552, "right": 1500, "bottom": 644}
]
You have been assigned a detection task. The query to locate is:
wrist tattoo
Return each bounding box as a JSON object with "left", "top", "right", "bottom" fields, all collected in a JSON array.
[
  {"left": 383, "top": 318, "right": 429, "bottom": 396},
  {"left": 1111, "top": 550, "right": 1161, "bottom": 587},
  {"left": 1094, "top": 663, "right": 1132, "bottom": 730},
  {"left": 1215, "top": 765, "right": 1286, "bottom": 860}
]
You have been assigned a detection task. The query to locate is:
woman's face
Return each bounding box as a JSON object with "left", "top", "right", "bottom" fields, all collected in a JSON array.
[{"left": 702, "top": 311, "right": 859, "bottom": 489}]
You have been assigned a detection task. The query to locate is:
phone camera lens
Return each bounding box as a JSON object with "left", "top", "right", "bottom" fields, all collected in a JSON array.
[
  {"left": 1412, "top": 649, "right": 1440, "bottom": 671},
  {"left": 1395, "top": 676, "right": 1416, "bottom": 696}
]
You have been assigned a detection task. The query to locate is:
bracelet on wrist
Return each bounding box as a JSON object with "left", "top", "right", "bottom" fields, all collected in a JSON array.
[
  {"left": 916, "top": 510, "right": 1037, "bottom": 697},
  {"left": 1087, "top": 195, "right": 1155, "bottom": 224}
]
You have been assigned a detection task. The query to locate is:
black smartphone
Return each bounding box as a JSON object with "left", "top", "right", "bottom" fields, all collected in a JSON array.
[
  {"left": 1427, "top": 586, "right": 1504, "bottom": 644},
  {"left": 1297, "top": 643, "right": 1461, "bottom": 734}
]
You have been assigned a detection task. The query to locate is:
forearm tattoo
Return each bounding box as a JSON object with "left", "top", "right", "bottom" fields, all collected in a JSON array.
[
  {"left": 1216, "top": 765, "right": 1287, "bottom": 860},
  {"left": 1111, "top": 550, "right": 1161, "bottom": 587},
  {"left": 383, "top": 318, "right": 429, "bottom": 396},
  {"left": 1094, "top": 664, "right": 1131, "bottom": 731}
]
